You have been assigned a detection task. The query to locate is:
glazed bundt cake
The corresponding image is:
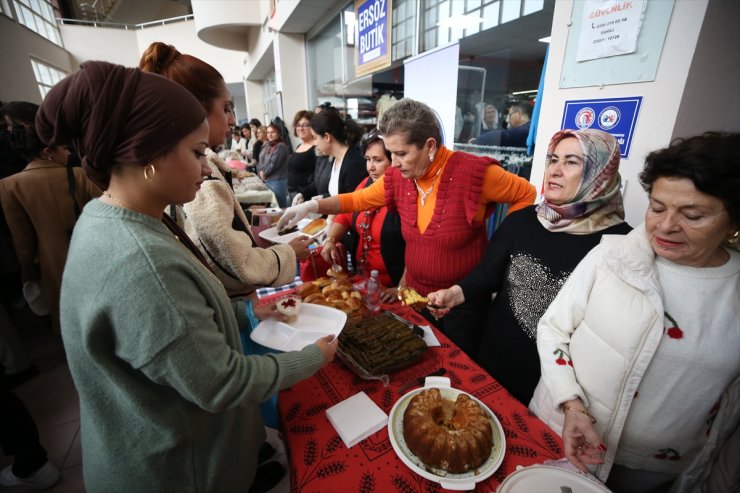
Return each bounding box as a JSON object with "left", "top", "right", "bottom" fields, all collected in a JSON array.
[{"left": 402, "top": 388, "right": 493, "bottom": 473}]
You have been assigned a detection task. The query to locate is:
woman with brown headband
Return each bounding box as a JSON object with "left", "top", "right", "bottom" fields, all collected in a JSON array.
[
  {"left": 36, "top": 61, "right": 337, "bottom": 492},
  {"left": 139, "top": 42, "right": 310, "bottom": 298}
]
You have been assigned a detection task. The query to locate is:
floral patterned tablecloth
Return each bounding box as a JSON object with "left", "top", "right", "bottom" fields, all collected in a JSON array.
[{"left": 277, "top": 304, "right": 563, "bottom": 493}]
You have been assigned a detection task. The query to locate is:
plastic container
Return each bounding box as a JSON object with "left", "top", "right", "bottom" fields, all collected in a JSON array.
[{"left": 365, "top": 270, "right": 381, "bottom": 312}]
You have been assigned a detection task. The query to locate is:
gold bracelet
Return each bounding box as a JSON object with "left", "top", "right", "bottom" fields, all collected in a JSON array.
[{"left": 562, "top": 405, "right": 597, "bottom": 424}]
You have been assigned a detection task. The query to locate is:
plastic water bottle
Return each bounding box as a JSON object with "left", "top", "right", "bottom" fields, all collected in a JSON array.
[{"left": 365, "top": 270, "right": 382, "bottom": 312}]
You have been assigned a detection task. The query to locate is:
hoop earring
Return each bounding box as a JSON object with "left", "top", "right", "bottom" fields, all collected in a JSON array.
[
  {"left": 144, "top": 164, "right": 156, "bottom": 181},
  {"left": 729, "top": 230, "right": 740, "bottom": 244}
]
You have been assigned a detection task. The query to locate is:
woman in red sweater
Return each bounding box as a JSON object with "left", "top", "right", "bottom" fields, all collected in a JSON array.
[
  {"left": 278, "top": 99, "right": 535, "bottom": 356},
  {"left": 320, "top": 130, "right": 405, "bottom": 302}
]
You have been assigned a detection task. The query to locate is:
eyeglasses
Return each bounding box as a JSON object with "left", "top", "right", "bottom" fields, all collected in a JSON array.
[
  {"left": 361, "top": 128, "right": 383, "bottom": 143},
  {"left": 506, "top": 110, "right": 519, "bottom": 119},
  {"left": 295, "top": 123, "right": 311, "bottom": 129}
]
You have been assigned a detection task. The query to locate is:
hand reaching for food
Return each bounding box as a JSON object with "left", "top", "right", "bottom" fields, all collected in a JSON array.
[{"left": 277, "top": 200, "right": 319, "bottom": 231}]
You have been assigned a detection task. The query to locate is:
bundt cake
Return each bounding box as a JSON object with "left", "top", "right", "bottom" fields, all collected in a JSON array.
[{"left": 402, "top": 388, "right": 493, "bottom": 473}]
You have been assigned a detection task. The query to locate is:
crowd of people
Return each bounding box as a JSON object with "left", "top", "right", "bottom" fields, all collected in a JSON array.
[{"left": 0, "top": 43, "right": 737, "bottom": 493}]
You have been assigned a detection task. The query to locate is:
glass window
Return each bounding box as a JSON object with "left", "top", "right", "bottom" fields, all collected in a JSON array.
[
  {"left": 30, "top": 59, "right": 67, "bottom": 99},
  {"left": 501, "top": 0, "right": 521, "bottom": 23},
  {"left": 11, "top": 0, "right": 63, "bottom": 46}
]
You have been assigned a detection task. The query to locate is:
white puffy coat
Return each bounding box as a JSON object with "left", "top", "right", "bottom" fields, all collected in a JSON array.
[{"left": 529, "top": 225, "right": 740, "bottom": 491}]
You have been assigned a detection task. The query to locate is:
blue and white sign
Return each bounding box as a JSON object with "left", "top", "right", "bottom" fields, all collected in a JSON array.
[
  {"left": 355, "top": 0, "right": 392, "bottom": 77},
  {"left": 561, "top": 96, "right": 642, "bottom": 157}
]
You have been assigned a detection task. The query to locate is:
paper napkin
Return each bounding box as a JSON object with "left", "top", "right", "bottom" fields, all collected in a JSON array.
[{"left": 325, "top": 391, "right": 388, "bottom": 448}]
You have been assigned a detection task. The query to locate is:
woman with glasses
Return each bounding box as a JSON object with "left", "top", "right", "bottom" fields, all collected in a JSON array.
[
  {"left": 279, "top": 99, "right": 535, "bottom": 357},
  {"left": 287, "top": 110, "right": 316, "bottom": 205},
  {"left": 321, "top": 130, "right": 405, "bottom": 300},
  {"left": 291, "top": 107, "right": 367, "bottom": 204}
]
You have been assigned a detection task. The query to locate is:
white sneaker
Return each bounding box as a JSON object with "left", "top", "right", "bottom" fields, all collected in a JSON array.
[{"left": 0, "top": 461, "right": 60, "bottom": 490}]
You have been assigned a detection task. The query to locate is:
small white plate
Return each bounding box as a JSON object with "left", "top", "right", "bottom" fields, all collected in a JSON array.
[
  {"left": 250, "top": 303, "right": 347, "bottom": 352},
  {"left": 497, "top": 464, "right": 612, "bottom": 492},
  {"left": 258, "top": 217, "right": 326, "bottom": 244}
]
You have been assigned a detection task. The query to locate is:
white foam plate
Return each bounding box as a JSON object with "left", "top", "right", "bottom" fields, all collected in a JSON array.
[
  {"left": 497, "top": 464, "right": 612, "bottom": 492},
  {"left": 258, "top": 217, "right": 327, "bottom": 244},
  {"left": 250, "top": 303, "right": 346, "bottom": 352},
  {"left": 387, "top": 376, "right": 506, "bottom": 491}
]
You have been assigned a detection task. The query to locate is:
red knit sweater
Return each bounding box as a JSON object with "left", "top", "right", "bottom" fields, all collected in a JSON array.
[{"left": 384, "top": 152, "right": 495, "bottom": 295}]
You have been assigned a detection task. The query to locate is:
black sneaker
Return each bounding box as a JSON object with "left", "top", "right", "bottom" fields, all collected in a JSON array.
[
  {"left": 249, "top": 461, "right": 285, "bottom": 493},
  {"left": 257, "top": 442, "right": 276, "bottom": 465}
]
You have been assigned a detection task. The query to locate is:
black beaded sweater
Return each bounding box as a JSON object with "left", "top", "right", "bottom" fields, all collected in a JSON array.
[{"left": 458, "top": 205, "right": 632, "bottom": 404}]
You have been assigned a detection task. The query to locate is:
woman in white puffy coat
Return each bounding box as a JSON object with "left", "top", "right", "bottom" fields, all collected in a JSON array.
[{"left": 530, "top": 132, "right": 740, "bottom": 493}]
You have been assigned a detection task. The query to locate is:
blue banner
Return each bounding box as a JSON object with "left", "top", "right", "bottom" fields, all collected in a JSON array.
[
  {"left": 561, "top": 96, "right": 642, "bottom": 157},
  {"left": 355, "top": 0, "right": 391, "bottom": 76}
]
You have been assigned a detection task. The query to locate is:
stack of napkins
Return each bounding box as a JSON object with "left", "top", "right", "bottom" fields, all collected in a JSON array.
[{"left": 325, "top": 392, "right": 388, "bottom": 448}]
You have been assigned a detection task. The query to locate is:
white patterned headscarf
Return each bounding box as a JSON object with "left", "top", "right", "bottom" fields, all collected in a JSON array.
[{"left": 536, "top": 129, "right": 625, "bottom": 234}]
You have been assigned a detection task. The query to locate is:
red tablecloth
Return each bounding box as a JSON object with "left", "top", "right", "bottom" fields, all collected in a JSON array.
[{"left": 277, "top": 304, "right": 563, "bottom": 492}]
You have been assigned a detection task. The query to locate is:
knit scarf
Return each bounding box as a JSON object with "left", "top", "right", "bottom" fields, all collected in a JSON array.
[{"left": 536, "top": 129, "right": 625, "bottom": 234}]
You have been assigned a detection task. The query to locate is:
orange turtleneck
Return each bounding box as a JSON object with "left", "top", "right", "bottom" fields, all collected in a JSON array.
[{"left": 337, "top": 145, "right": 535, "bottom": 233}]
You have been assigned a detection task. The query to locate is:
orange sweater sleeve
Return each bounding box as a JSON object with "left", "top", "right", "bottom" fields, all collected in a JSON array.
[
  {"left": 476, "top": 165, "right": 536, "bottom": 221},
  {"left": 336, "top": 176, "right": 386, "bottom": 212}
]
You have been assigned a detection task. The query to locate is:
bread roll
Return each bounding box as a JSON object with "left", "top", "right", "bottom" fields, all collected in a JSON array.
[
  {"left": 312, "top": 277, "right": 332, "bottom": 288},
  {"left": 326, "top": 268, "right": 349, "bottom": 280},
  {"left": 297, "top": 283, "right": 320, "bottom": 297},
  {"left": 301, "top": 218, "right": 326, "bottom": 236}
]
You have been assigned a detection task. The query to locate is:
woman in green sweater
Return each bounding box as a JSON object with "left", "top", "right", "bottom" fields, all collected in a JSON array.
[{"left": 35, "top": 61, "right": 338, "bottom": 492}]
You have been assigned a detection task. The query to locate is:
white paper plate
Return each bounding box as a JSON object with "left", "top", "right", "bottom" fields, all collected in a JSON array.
[
  {"left": 387, "top": 377, "right": 506, "bottom": 491},
  {"left": 250, "top": 303, "right": 346, "bottom": 352},
  {"left": 258, "top": 217, "right": 327, "bottom": 244},
  {"left": 497, "top": 464, "right": 612, "bottom": 492}
]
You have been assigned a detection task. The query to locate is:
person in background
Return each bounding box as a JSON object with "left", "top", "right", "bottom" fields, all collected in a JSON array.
[
  {"left": 291, "top": 107, "right": 366, "bottom": 204},
  {"left": 287, "top": 110, "right": 316, "bottom": 205},
  {"left": 530, "top": 132, "right": 739, "bottom": 493},
  {"left": 241, "top": 124, "right": 255, "bottom": 165},
  {"left": 321, "top": 129, "right": 405, "bottom": 300},
  {"left": 427, "top": 129, "right": 631, "bottom": 403},
  {"left": 37, "top": 60, "right": 338, "bottom": 493},
  {"left": 258, "top": 124, "right": 290, "bottom": 208},
  {"left": 479, "top": 102, "right": 499, "bottom": 133},
  {"left": 230, "top": 129, "right": 246, "bottom": 155},
  {"left": 279, "top": 99, "right": 536, "bottom": 356},
  {"left": 473, "top": 100, "right": 531, "bottom": 148},
  {"left": 0, "top": 101, "right": 100, "bottom": 331},
  {"left": 140, "top": 42, "right": 308, "bottom": 298},
  {"left": 252, "top": 124, "right": 267, "bottom": 171},
  {"left": 0, "top": 378, "right": 60, "bottom": 489}
]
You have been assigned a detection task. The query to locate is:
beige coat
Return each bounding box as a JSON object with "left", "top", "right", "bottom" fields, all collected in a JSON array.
[
  {"left": 182, "top": 150, "right": 296, "bottom": 297},
  {"left": 0, "top": 161, "right": 100, "bottom": 329}
]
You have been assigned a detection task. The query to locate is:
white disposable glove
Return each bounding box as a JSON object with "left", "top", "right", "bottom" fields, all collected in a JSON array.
[
  {"left": 291, "top": 192, "right": 304, "bottom": 206},
  {"left": 277, "top": 200, "right": 319, "bottom": 231}
]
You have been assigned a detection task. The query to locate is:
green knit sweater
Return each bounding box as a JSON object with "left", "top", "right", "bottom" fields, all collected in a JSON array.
[{"left": 61, "top": 200, "right": 323, "bottom": 492}]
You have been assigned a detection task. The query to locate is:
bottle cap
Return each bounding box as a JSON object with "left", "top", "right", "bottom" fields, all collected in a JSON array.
[{"left": 370, "top": 270, "right": 379, "bottom": 277}]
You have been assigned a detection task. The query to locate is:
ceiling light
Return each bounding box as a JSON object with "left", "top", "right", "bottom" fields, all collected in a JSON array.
[
  {"left": 437, "top": 15, "right": 484, "bottom": 30},
  {"left": 539, "top": 36, "right": 551, "bottom": 43},
  {"left": 512, "top": 89, "right": 539, "bottom": 95}
]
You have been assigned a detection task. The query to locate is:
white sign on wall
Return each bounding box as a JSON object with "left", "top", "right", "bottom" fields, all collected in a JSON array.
[{"left": 576, "top": 0, "right": 647, "bottom": 62}]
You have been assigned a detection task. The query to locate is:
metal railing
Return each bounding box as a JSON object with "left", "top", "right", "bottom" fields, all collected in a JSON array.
[{"left": 57, "top": 14, "right": 194, "bottom": 30}]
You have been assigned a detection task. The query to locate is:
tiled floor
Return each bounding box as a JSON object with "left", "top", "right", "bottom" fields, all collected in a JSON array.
[
  {"left": 2, "top": 307, "right": 83, "bottom": 492},
  {"left": 3, "top": 306, "right": 290, "bottom": 493}
]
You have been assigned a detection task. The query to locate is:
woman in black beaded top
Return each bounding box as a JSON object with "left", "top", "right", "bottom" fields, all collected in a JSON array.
[{"left": 427, "top": 129, "right": 631, "bottom": 403}]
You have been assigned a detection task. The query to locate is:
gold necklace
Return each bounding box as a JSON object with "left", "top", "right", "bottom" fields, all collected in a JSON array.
[
  {"left": 413, "top": 166, "right": 443, "bottom": 207},
  {"left": 103, "top": 190, "right": 150, "bottom": 215}
]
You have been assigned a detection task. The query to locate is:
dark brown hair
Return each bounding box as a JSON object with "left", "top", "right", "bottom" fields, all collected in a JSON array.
[
  {"left": 139, "top": 42, "right": 224, "bottom": 112},
  {"left": 640, "top": 131, "right": 740, "bottom": 227},
  {"left": 310, "top": 108, "right": 363, "bottom": 147},
  {"left": 292, "top": 110, "right": 314, "bottom": 137}
]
